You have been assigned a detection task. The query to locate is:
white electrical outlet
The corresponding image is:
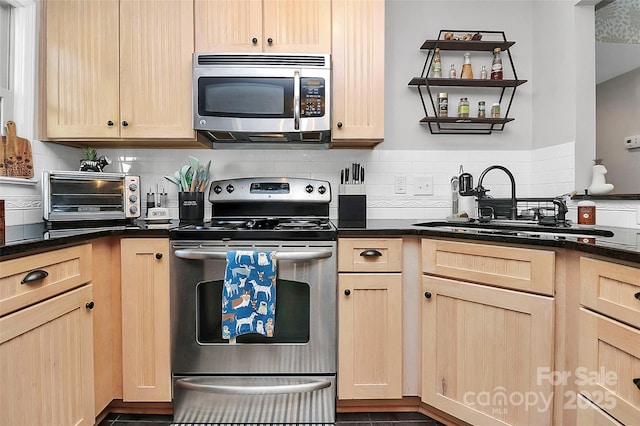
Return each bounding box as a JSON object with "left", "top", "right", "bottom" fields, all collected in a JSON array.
[
  {"left": 624, "top": 134, "right": 640, "bottom": 150},
  {"left": 414, "top": 175, "right": 434, "bottom": 195},
  {"left": 395, "top": 175, "right": 407, "bottom": 194}
]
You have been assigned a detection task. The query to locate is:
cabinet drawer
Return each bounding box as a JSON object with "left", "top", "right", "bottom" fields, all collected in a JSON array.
[
  {"left": 579, "top": 308, "right": 640, "bottom": 426},
  {"left": 580, "top": 257, "right": 640, "bottom": 329},
  {"left": 421, "top": 239, "right": 555, "bottom": 295},
  {"left": 338, "top": 238, "right": 402, "bottom": 272},
  {"left": 0, "top": 244, "right": 92, "bottom": 316}
]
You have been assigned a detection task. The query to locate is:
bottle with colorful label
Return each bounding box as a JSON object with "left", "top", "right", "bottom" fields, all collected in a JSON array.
[{"left": 491, "top": 47, "right": 503, "bottom": 80}]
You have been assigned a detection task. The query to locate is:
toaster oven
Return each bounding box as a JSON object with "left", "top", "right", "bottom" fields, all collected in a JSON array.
[{"left": 43, "top": 171, "right": 141, "bottom": 223}]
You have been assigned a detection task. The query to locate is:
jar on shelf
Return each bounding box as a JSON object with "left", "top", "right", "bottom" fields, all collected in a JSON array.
[
  {"left": 461, "top": 52, "right": 473, "bottom": 79},
  {"left": 491, "top": 103, "right": 501, "bottom": 118},
  {"left": 438, "top": 92, "right": 448, "bottom": 117},
  {"left": 458, "top": 97, "right": 470, "bottom": 117},
  {"left": 449, "top": 64, "right": 457, "bottom": 79},
  {"left": 478, "top": 101, "right": 486, "bottom": 118}
]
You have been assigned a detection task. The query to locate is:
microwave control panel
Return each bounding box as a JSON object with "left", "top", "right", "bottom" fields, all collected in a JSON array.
[{"left": 300, "top": 77, "right": 325, "bottom": 117}]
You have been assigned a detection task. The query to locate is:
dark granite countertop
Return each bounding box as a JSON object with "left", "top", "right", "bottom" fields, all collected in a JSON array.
[{"left": 2, "top": 219, "right": 639, "bottom": 264}]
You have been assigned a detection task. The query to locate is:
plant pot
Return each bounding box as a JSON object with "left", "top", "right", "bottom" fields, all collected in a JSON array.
[{"left": 179, "top": 192, "right": 204, "bottom": 223}]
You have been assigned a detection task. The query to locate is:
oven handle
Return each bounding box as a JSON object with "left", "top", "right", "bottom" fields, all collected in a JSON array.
[
  {"left": 175, "top": 377, "right": 331, "bottom": 395},
  {"left": 174, "top": 249, "right": 332, "bottom": 261}
]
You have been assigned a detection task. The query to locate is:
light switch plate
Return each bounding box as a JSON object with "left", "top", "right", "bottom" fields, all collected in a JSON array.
[{"left": 395, "top": 175, "right": 407, "bottom": 194}]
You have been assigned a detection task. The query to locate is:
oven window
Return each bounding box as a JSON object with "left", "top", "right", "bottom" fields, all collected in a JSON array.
[
  {"left": 49, "top": 178, "right": 124, "bottom": 212},
  {"left": 198, "top": 77, "right": 294, "bottom": 118},
  {"left": 196, "top": 279, "right": 310, "bottom": 344}
]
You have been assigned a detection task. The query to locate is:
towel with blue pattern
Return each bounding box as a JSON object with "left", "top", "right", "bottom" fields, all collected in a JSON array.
[{"left": 222, "top": 251, "right": 277, "bottom": 339}]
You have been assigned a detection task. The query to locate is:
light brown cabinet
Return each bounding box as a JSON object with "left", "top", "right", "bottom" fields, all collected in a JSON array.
[
  {"left": 420, "top": 239, "right": 555, "bottom": 425},
  {"left": 0, "top": 245, "right": 95, "bottom": 425},
  {"left": 44, "top": 0, "right": 197, "bottom": 145},
  {"left": 337, "top": 238, "right": 403, "bottom": 399},
  {"left": 195, "top": 0, "right": 332, "bottom": 53},
  {"left": 331, "top": 0, "right": 385, "bottom": 148},
  {"left": 578, "top": 257, "right": 640, "bottom": 425},
  {"left": 120, "top": 238, "right": 171, "bottom": 402}
]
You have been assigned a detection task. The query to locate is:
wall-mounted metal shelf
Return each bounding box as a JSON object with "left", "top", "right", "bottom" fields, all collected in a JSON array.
[{"left": 409, "top": 30, "right": 527, "bottom": 135}]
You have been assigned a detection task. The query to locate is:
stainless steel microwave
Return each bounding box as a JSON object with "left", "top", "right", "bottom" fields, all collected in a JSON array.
[
  {"left": 43, "top": 171, "right": 141, "bottom": 223},
  {"left": 193, "top": 53, "right": 331, "bottom": 147}
]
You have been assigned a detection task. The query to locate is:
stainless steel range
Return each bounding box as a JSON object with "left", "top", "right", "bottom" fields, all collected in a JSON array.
[{"left": 170, "top": 177, "right": 337, "bottom": 425}]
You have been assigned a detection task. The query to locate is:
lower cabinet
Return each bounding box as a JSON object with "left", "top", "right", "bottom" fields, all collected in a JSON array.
[
  {"left": 338, "top": 238, "right": 403, "bottom": 399},
  {"left": 0, "top": 285, "right": 95, "bottom": 425},
  {"left": 120, "top": 238, "right": 171, "bottom": 402},
  {"left": 420, "top": 239, "right": 555, "bottom": 425},
  {"left": 578, "top": 256, "right": 640, "bottom": 425},
  {"left": 338, "top": 273, "right": 403, "bottom": 399}
]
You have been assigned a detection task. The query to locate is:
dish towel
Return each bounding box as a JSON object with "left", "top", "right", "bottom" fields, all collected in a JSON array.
[{"left": 222, "top": 251, "right": 277, "bottom": 339}]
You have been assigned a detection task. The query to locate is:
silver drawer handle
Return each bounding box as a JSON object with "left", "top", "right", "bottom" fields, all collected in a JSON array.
[
  {"left": 174, "top": 250, "right": 332, "bottom": 261},
  {"left": 176, "top": 377, "right": 331, "bottom": 395}
]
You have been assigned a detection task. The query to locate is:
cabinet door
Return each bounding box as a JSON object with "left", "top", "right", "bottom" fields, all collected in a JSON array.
[
  {"left": 421, "top": 276, "right": 554, "bottom": 425},
  {"left": 120, "top": 238, "right": 171, "bottom": 402},
  {"left": 579, "top": 308, "right": 640, "bottom": 425},
  {"left": 263, "top": 0, "right": 332, "bottom": 53},
  {"left": 331, "top": 0, "right": 384, "bottom": 147},
  {"left": 195, "top": 0, "right": 264, "bottom": 52},
  {"left": 119, "top": 0, "right": 195, "bottom": 139},
  {"left": 45, "top": 0, "right": 120, "bottom": 138},
  {"left": 338, "top": 273, "right": 402, "bottom": 399},
  {"left": 0, "top": 285, "right": 95, "bottom": 425}
]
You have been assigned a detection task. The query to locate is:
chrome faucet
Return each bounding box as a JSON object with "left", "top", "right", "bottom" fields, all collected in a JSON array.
[{"left": 475, "top": 165, "right": 518, "bottom": 220}]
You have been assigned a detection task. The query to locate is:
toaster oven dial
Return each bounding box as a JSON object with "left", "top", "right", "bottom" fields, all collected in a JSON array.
[
  {"left": 129, "top": 194, "right": 138, "bottom": 202},
  {"left": 129, "top": 205, "right": 138, "bottom": 214},
  {"left": 128, "top": 183, "right": 138, "bottom": 191}
]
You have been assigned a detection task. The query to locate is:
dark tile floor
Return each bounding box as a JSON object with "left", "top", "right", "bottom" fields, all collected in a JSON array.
[{"left": 98, "top": 411, "right": 445, "bottom": 426}]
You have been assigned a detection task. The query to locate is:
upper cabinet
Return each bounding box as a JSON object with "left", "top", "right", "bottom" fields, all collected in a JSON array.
[
  {"left": 43, "top": 0, "right": 200, "bottom": 146},
  {"left": 331, "top": 0, "right": 385, "bottom": 148},
  {"left": 195, "top": 0, "right": 332, "bottom": 53}
]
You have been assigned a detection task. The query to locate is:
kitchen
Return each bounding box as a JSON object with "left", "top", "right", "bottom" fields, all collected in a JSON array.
[{"left": 1, "top": 1, "right": 640, "bottom": 426}]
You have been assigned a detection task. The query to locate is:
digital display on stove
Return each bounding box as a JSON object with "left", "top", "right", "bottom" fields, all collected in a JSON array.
[{"left": 250, "top": 182, "right": 290, "bottom": 194}]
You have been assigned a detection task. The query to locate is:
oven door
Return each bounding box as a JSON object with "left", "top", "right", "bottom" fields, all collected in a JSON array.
[{"left": 170, "top": 240, "right": 337, "bottom": 375}]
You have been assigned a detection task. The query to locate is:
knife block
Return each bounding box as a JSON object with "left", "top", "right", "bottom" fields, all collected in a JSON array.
[{"left": 338, "top": 186, "right": 366, "bottom": 228}]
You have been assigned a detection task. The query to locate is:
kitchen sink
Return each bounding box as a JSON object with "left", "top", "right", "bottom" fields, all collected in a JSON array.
[{"left": 413, "top": 220, "right": 614, "bottom": 238}]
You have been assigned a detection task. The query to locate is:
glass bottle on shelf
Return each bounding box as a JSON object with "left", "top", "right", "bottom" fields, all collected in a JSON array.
[
  {"left": 480, "top": 64, "right": 488, "bottom": 79},
  {"left": 491, "top": 47, "right": 503, "bottom": 80},
  {"left": 457, "top": 97, "right": 469, "bottom": 117},
  {"left": 449, "top": 64, "right": 457, "bottom": 79},
  {"left": 431, "top": 48, "right": 442, "bottom": 78},
  {"left": 461, "top": 52, "right": 473, "bottom": 79}
]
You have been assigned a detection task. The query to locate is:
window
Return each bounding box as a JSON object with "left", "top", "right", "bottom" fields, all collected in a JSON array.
[{"left": 0, "top": 0, "right": 13, "bottom": 134}]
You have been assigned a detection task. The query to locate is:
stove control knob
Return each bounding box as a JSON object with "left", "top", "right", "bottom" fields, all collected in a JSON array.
[
  {"left": 305, "top": 184, "right": 314, "bottom": 193},
  {"left": 129, "top": 194, "right": 138, "bottom": 202},
  {"left": 226, "top": 184, "right": 235, "bottom": 193},
  {"left": 128, "top": 183, "right": 138, "bottom": 191},
  {"left": 213, "top": 185, "right": 222, "bottom": 194},
  {"left": 318, "top": 185, "right": 326, "bottom": 194}
]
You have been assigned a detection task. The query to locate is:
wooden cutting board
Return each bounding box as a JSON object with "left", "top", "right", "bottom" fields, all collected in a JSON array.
[{"left": 1, "top": 121, "right": 34, "bottom": 178}]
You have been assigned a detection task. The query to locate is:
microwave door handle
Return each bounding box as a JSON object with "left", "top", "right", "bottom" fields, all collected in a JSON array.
[
  {"left": 294, "top": 70, "right": 300, "bottom": 130},
  {"left": 174, "top": 249, "right": 332, "bottom": 261}
]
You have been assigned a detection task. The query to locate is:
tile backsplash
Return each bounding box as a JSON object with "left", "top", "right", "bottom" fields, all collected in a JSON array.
[{"left": 2, "top": 141, "right": 638, "bottom": 229}]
